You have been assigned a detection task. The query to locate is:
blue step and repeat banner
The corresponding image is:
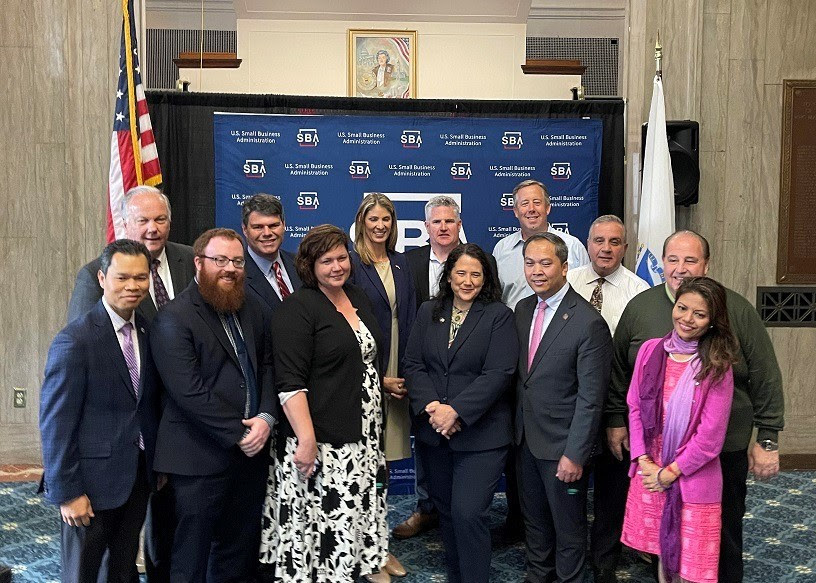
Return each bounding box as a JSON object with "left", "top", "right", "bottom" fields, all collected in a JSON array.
[{"left": 213, "top": 112, "right": 603, "bottom": 492}]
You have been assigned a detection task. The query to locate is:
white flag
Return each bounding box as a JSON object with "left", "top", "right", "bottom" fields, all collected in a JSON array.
[{"left": 636, "top": 74, "right": 675, "bottom": 285}]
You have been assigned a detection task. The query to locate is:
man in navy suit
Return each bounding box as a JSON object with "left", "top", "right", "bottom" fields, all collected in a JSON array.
[
  {"left": 40, "top": 239, "right": 160, "bottom": 583},
  {"left": 240, "top": 194, "right": 301, "bottom": 312},
  {"left": 514, "top": 232, "right": 612, "bottom": 583},
  {"left": 150, "top": 228, "right": 275, "bottom": 583}
]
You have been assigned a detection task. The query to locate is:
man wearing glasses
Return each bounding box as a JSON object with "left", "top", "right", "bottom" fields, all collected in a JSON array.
[{"left": 150, "top": 228, "right": 276, "bottom": 582}]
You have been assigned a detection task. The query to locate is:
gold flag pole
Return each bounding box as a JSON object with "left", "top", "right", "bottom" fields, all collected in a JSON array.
[{"left": 655, "top": 30, "right": 663, "bottom": 79}]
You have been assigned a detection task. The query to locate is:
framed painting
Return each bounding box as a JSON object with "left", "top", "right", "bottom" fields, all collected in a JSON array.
[{"left": 348, "top": 29, "right": 417, "bottom": 98}]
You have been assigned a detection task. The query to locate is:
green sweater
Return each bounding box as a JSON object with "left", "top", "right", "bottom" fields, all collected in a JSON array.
[{"left": 607, "top": 284, "right": 784, "bottom": 452}]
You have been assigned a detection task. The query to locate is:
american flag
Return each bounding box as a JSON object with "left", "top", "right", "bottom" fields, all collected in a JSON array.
[{"left": 107, "top": 0, "right": 162, "bottom": 242}]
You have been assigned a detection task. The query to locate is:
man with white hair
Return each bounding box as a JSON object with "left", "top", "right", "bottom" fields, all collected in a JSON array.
[{"left": 67, "top": 185, "right": 195, "bottom": 323}]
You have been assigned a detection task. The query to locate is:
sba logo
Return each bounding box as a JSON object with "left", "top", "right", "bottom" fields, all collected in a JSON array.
[
  {"left": 349, "top": 161, "right": 371, "bottom": 179},
  {"left": 551, "top": 222, "right": 572, "bottom": 235},
  {"left": 551, "top": 162, "right": 572, "bottom": 180},
  {"left": 401, "top": 130, "right": 422, "bottom": 148},
  {"left": 499, "top": 192, "right": 514, "bottom": 211},
  {"left": 502, "top": 131, "right": 523, "bottom": 150},
  {"left": 297, "top": 128, "right": 319, "bottom": 147},
  {"left": 243, "top": 159, "right": 266, "bottom": 178},
  {"left": 450, "top": 162, "right": 472, "bottom": 180},
  {"left": 297, "top": 192, "right": 320, "bottom": 210}
]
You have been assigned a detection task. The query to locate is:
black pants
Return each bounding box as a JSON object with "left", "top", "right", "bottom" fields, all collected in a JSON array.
[
  {"left": 167, "top": 449, "right": 266, "bottom": 583},
  {"left": 418, "top": 440, "right": 508, "bottom": 583},
  {"left": 589, "top": 443, "right": 630, "bottom": 571},
  {"left": 520, "top": 441, "right": 588, "bottom": 583},
  {"left": 719, "top": 449, "right": 749, "bottom": 583},
  {"left": 504, "top": 442, "right": 524, "bottom": 530},
  {"left": 144, "top": 483, "right": 175, "bottom": 583},
  {"left": 60, "top": 455, "right": 149, "bottom": 583}
]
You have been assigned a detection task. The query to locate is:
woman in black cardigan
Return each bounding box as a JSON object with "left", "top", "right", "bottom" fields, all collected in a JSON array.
[{"left": 259, "top": 225, "right": 393, "bottom": 583}]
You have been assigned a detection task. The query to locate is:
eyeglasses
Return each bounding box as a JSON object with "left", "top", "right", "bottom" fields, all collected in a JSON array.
[{"left": 199, "top": 255, "right": 246, "bottom": 269}]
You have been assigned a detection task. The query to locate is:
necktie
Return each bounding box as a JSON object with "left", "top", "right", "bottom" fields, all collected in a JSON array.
[
  {"left": 121, "top": 323, "right": 144, "bottom": 450},
  {"left": 272, "top": 261, "right": 291, "bottom": 300},
  {"left": 225, "top": 314, "right": 259, "bottom": 418},
  {"left": 590, "top": 277, "right": 605, "bottom": 313},
  {"left": 527, "top": 301, "right": 548, "bottom": 372},
  {"left": 151, "top": 259, "right": 171, "bottom": 309}
]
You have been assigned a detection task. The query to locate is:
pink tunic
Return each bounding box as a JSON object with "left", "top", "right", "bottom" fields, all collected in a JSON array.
[{"left": 621, "top": 358, "right": 721, "bottom": 583}]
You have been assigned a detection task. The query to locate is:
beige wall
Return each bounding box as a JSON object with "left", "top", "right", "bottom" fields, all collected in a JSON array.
[
  {"left": 624, "top": 0, "right": 816, "bottom": 454},
  {"left": 0, "top": 1, "right": 118, "bottom": 463},
  {"left": 180, "top": 19, "right": 580, "bottom": 98}
]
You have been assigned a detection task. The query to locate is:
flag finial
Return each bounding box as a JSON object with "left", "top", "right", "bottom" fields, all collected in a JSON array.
[{"left": 655, "top": 31, "right": 663, "bottom": 78}]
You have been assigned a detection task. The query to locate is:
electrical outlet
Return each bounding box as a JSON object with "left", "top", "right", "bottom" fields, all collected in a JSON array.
[{"left": 13, "top": 388, "right": 26, "bottom": 408}]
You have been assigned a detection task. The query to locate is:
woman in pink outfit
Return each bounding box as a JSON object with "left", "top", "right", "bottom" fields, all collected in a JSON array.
[{"left": 621, "top": 277, "right": 739, "bottom": 583}]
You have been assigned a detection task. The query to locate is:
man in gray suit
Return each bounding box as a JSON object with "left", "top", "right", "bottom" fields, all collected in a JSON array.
[
  {"left": 67, "top": 186, "right": 196, "bottom": 324},
  {"left": 65, "top": 185, "right": 195, "bottom": 583},
  {"left": 514, "top": 232, "right": 612, "bottom": 583}
]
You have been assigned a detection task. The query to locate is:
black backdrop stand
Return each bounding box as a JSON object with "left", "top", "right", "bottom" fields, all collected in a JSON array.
[{"left": 146, "top": 91, "right": 625, "bottom": 246}]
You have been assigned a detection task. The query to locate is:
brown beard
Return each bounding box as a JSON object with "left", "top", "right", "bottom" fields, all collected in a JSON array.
[{"left": 198, "top": 268, "right": 246, "bottom": 313}]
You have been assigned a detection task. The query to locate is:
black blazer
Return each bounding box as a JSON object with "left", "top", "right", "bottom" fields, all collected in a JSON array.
[
  {"left": 67, "top": 241, "right": 196, "bottom": 323},
  {"left": 40, "top": 301, "right": 160, "bottom": 510},
  {"left": 273, "top": 284, "right": 383, "bottom": 445},
  {"left": 404, "top": 299, "right": 518, "bottom": 451},
  {"left": 514, "top": 286, "right": 612, "bottom": 465},
  {"left": 349, "top": 249, "right": 416, "bottom": 376},
  {"left": 150, "top": 281, "right": 276, "bottom": 476},
  {"left": 243, "top": 249, "right": 302, "bottom": 313},
  {"left": 405, "top": 244, "right": 499, "bottom": 311}
]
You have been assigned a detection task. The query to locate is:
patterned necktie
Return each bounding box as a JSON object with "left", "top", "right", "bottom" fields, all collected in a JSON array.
[
  {"left": 121, "top": 323, "right": 144, "bottom": 450},
  {"left": 527, "top": 301, "right": 548, "bottom": 372},
  {"left": 151, "top": 259, "right": 171, "bottom": 309},
  {"left": 590, "top": 277, "right": 605, "bottom": 313},
  {"left": 272, "top": 261, "right": 291, "bottom": 300}
]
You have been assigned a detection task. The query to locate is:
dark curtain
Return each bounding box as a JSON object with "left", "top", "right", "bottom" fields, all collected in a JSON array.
[{"left": 146, "top": 91, "right": 625, "bottom": 246}]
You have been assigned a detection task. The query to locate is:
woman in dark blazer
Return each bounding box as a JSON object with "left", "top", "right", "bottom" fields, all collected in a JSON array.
[
  {"left": 403, "top": 243, "right": 519, "bottom": 583},
  {"left": 349, "top": 193, "right": 416, "bottom": 466},
  {"left": 259, "top": 225, "right": 393, "bottom": 583}
]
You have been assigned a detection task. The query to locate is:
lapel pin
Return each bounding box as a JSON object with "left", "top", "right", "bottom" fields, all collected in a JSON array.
[
  {"left": 562, "top": 313, "right": 569, "bottom": 320},
  {"left": 439, "top": 317, "right": 446, "bottom": 322}
]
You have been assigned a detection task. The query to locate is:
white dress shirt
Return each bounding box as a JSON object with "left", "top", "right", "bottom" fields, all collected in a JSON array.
[
  {"left": 149, "top": 247, "right": 175, "bottom": 307},
  {"left": 102, "top": 297, "right": 140, "bottom": 375},
  {"left": 428, "top": 249, "right": 446, "bottom": 299},
  {"left": 566, "top": 263, "right": 649, "bottom": 336},
  {"left": 493, "top": 225, "right": 590, "bottom": 310}
]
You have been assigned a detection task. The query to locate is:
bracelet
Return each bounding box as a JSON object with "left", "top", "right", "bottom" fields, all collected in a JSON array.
[{"left": 656, "top": 467, "right": 667, "bottom": 487}]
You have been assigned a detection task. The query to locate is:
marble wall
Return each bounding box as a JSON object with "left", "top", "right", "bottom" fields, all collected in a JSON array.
[
  {"left": 0, "top": 0, "right": 118, "bottom": 462},
  {"left": 624, "top": 0, "right": 816, "bottom": 454}
]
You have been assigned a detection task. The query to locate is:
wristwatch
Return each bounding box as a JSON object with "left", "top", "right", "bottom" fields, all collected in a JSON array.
[{"left": 757, "top": 439, "right": 779, "bottom": 452}]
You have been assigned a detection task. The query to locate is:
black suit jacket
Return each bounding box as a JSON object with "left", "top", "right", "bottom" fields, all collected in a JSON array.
[
  {"left": 66, "top": 241, "right": 196, "bottom": 323},
  {"left": 349, "top": 249, "right": 416, "bottom": 376},
  {"left": 514, "top": 286, "right": 612, "bottom": 465},
  {"left": 404, "top": 299, "right": 518, "bottom": 451},
  {"left": 243, "top": 249, "right": 301, "bottom": 313},
  {"left": 40, "top": 301, "right": 160, "bottom": 510},
  {"left": 273, "top": 284, "right": 383, "bottom": 445},
  {"left": 405, "top": 244, "right": 499, "bottom": 311},
  {"left": 150, "top": 281, "right": 276, "bottom": 476}
]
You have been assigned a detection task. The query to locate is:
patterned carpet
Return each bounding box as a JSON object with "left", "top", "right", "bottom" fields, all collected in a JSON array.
[{"left": 1, "top": 473, "right": 815, "bottom": 582}]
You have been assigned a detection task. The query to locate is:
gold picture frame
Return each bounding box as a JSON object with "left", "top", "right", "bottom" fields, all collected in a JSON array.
[{"left": 347, "top": 29, "right": 417, "bottom": 98}]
